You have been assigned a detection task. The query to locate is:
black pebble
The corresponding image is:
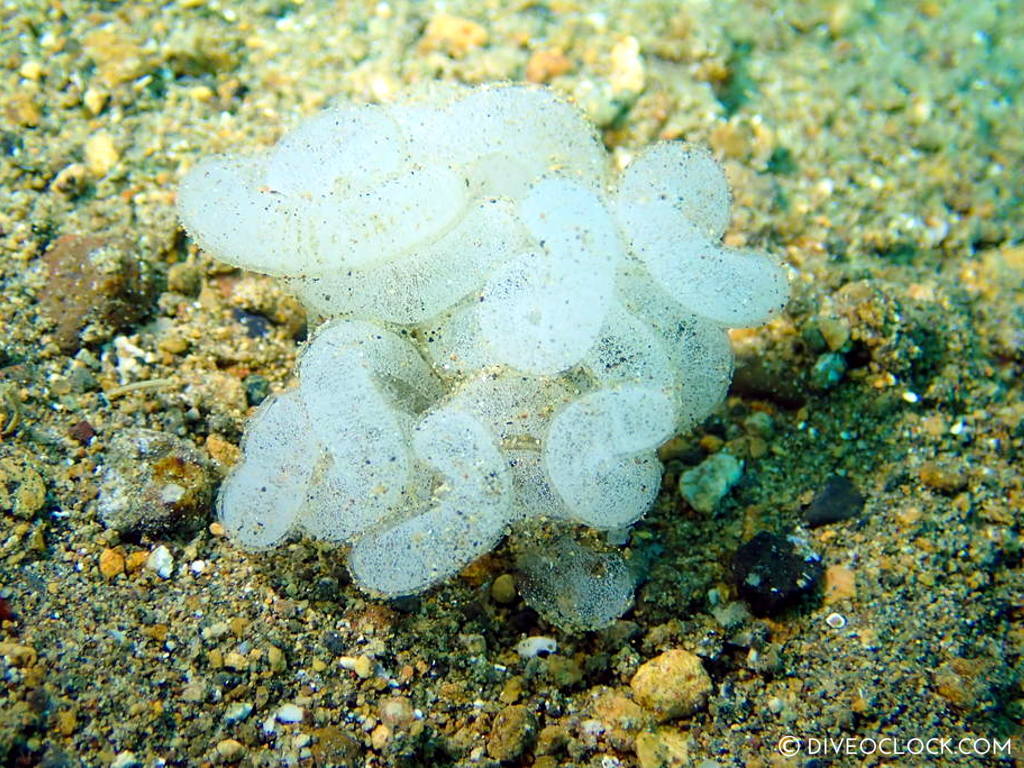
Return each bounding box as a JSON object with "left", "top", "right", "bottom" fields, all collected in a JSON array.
[
  {"left": 388, "top": 595, "right": 422, "bottom": 614},
  {"left": 731, "top": 531, "right": 823, "bottom": 616},
  {"left": 804, "top": 475, "right": 864, "bottom": 528},
  {"left": 322, "top": 630, "right": 346, "bottom": 655},
  {"left": 243, "top": 374, "right": 271, "bottom": 407},
  {"left": 508, "top": 607, "right": 539, "bottom": 633},
  {"left": 232, "top": 307, "right": 272, "bottom": 338}
]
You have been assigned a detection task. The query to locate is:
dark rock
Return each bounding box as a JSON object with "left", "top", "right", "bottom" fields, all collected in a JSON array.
[
  {"left": 809, "top": 352, "right": 847, "bottom": 390},
  {"left": 508, "top": 607, "right": 539, "bottom": 633},
  {"left": 310, "top": 725, "right": 362, "bottom": 766},
  {"left": 243, "top": 374, "right": 271, "bottom": 407},
  {"left": 68, "top": 419, "right": 96, "bottom": 444},
  {"left": 731, "top": 531, "right": 823, "bottom": 616},
  {"left": 731, "top": 355, "right": 807, "bottom": 408},
  {"left": 310, "top": 576, "right": 341, "bottom": 602},
  {"left": 388, "top": 595, "right": 421, "bottom": 614},
  {"left": 40, "top": 234, "right": 157, "bottom": 354},
  {"left": 39, "top": 747, "right": 75, "bottom": 768},
  {"left": 232, "top": 307, "right": 272, "bottom": 338},
  {"left": 97, "top": 428, "right": 214, "bottom": 535},
  {"left": 804, "top": 475, "right": 865, "bottom": 527},
  {"left": 322, "top": 631, "right": 346, "bottom": 655},
  {"left": 0, "top": 596, "right": 12, "bottom": 621}
]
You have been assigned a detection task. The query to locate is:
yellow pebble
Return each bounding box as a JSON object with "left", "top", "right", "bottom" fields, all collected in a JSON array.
[
  {"left": 83, "top": 88, "right": 108, "bottom": 115},
  {"left": 267, "top": 644, "right": 287, "bottom": 672},
  {"left": 229, "top": 617, "right": 249, "bottom": 637},
  {"left": 125, "top": 551, "right": 149, "bottom": 572},
  {"left": 19, "top": 61, "right": 44, "bottom": 80},
  {"left": 223, "top": 651, "right": 248, "bottom": 671},
  {"left": 98, "top": 548, "right": 125, "bottom": 579},
  {"left": 216, "top": 738, "right": 246, "bottom": 762},
  {"left": 490, "top": 573, "right": 517, "bottom": 604},
  {"left": 354, "top": 654, "right": 372, "bottom": 678},
  {"left": 420, "top": 13, "right": 487, "bottom": 58},
  {"left": 85, "top": 133, "right": 119, "bottom": 176},
  {"left": 55, "top": 709, "right": 77, "bottom": 736},
  {"left": 189, "top": 85, "right": 214, "bottom": 102}
]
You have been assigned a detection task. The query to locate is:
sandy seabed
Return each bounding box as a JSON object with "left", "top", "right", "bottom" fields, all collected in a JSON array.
[{"left": 0, "top": 1, "right": 1021, "bottom": 766}]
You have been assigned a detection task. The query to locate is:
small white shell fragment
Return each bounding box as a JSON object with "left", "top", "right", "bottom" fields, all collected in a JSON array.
[
  {"left": 146, "top": 545, "right": 174, "bottom": 579},
  {"left": 275, "top": 703, "right": 304, "bottom": 723},
  {"left": 224, "top": 702, "right": 253, "bottom": 723},
  {"left": 516, "top": 636, "right": 558, "bottom": 659},
  {"left": 825, "top": 612, "right": 847, "bottom": 629}
]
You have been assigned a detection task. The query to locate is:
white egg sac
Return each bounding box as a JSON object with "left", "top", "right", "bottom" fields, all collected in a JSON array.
[{"left": 179, "top": 83, "right": 788, "bottom": 611}]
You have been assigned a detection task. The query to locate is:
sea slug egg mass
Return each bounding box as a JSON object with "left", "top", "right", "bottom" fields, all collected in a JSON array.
[{"left": 178, "top": 83, "right": 788, "bottom": 615}]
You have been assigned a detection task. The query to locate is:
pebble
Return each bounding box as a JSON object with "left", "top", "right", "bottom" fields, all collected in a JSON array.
[
  {"left": 825, "top": 612, "right": 847, "bottom": 629},
  {"left": 202, "top": 621, "right": 231, "bottom": 641},
  {"left": 39, "top": 234, "right": 156, "bottom": 353},
  {"left": 166, "top": 262, "right": 201, "bottom": 295},
  {"left": 276, "top": 703, "right": 304, "bottom": 723},
  {"left": 146, "top": 545, "right": 174, "bottom": 579},
  {"left": 205, "top": 436, "right": 240, "bottom": 471},
  {"left": 818, "top": 316, "right": 851, "bottom": 351},
  {"left": 516, "top": 636, "right": 557, "bottom": 659},
  {"left": 679, "top": 452, "right": 743, "bottom": 514},
  {"left": 487, "top": 705, "right": 537, "bottom": 761},
  {"left": 267, "top": 644, "right": 287, "bottom": 672},
  {"left": 339, "top": 654, "right": 371, "bottom": 678},
  {"left": 215, "top": 738, "right": 246, "bottom": 762},
  {"left": 83, "top": 87, "right": 108, "bottom": 116},
  {"left": 309, "top": 725, "right": 362, "bottom": 764},
  {"left": 420, "top": 13, "right": 487, "bottom": 58},
  {"left": 84, "top": 132, "right": 119, "bottom": 176},
  {"left": 223, "top": 651, "right": 248, "bottom": 671},
  {"left": 823, "top": 564, "right": 857, "bottom": 603},
  {"left": 124, "top": 548, "right": 149, "bottom": 573},
  {"left": 593, "top": 692, "right": 652, "bottom": 741},
  {"left": 630, "top": 649, "right": 712, "bottom": 721},
  {"left": 379, "top": 696, "right": 415, "bottom": 726},
  {"left": 609, "top": 36, "right": 645, "bottom": 95},
  {"left": 0, "top": 642, "right": 37, "bottom": 667},
  {"left": 635, "top": 727, "right": 690, "bottom": 768},
  {"left": 110, "top": 752, "right": 142, "bottom": 768},
  {"left": 7, "top": 92, "right": 40, "bottom": 126},
  {"left": 68, "top": 419, "right": 96, "bottom": 444},
  {"left": 810, "top": 351, "right": 847, "bottom": 390},
  {"left": 918, "top": 460, "right": 967, "bottom": 493},
  {"left": 731, "top": 532, "right": 823, "bottom": 616},
  {"left": 525, "top": 48, "right": 572, "bottom": 84},
  {"left": 98, "top": 548, "right": 125, "bottom": 579},
  {"left": 804, "top": 475, "right": 865, "bottom": 527},
  {"left": 0, "top": 457, "right": 46, "bottom": 518},
  {"left": 97, "top": 429, "right": 214, "bottom": 536},
  {"left": 490, "top": 573, "right": 517, "bottom": 604},
  {"left": 224, "top": 702, "right": 252, "bottom": 723},
  {"left": 19, "top": 60, "right": 43, "bottom": 80}
]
